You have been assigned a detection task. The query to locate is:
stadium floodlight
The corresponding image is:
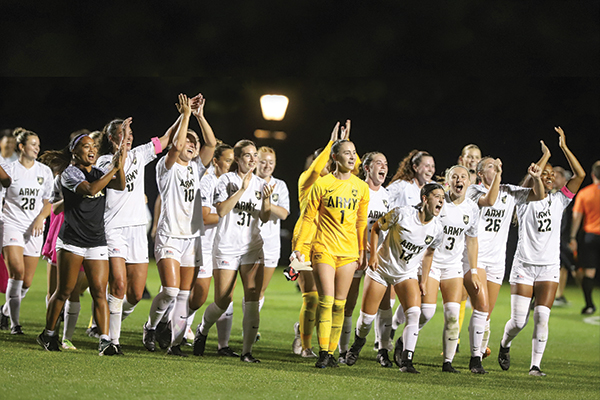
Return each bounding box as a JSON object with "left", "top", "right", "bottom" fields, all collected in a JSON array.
[{"left": 260, "top": 95, "right": 289, "bottom": 121}]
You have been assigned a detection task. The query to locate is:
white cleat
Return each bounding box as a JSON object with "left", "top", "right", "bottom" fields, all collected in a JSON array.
[{"left": 301, "top": 348, "right": 318, "bottom": 358}]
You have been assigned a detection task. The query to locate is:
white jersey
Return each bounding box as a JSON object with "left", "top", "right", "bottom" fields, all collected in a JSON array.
[
  {"left": 155, "top": 156, "right": 206, "bottom": 238},
  {"left": 2, "top": 160, "right": 53, "bottom": 232},
  {"left": 387, "top": 179, "right": 433, "bottom": 209},
  {"left": 0, "top": 157, "right": 10, "bottom": 214},
  {"left": 367, "top": 187, "right": 390, "bottom": 248},
  {"left": 433, "top": 194, "right": 479, "bottom": 266},
  {"left": 467, "top": 183, "right": 530, "bottom": 265},
  {"left": 376, "top": 206, "right": 443, "bottom": 276},
  {"left": 514, "top": 190, "right": 572, "bottom": 265},
  {"left": 259, "top": 176, "right": 290, "bottom": 261},
  {"left": 199, "top": 168, "right": 219, "bottom": 248},
  {"left": 97, "top": 141, "right": 158, "bottom": 229},
  {"left": 212, "top": 172, "right": 267, "bottom": 257}
]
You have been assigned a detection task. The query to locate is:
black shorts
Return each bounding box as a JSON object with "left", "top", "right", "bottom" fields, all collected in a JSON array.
[{"left": 580, "top": 233, "right": 600, "bottom": 269}]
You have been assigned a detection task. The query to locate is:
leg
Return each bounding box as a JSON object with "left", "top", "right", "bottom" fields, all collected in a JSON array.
[
  {"left": 3, "top": 246, "right": 25, "bottom": 329},
  {"left": 169, "top": 266, "right": 197, "bottom": 350},
  {"left": 82, "top": 259, "right": 110, "bottom": 337},
  {"left": 439, "top": 278, "right": 463, "bottom": 368},
  {"left": 498, "top": 284, "right": 533, "bottom": 370},
  {"left": 393, "top": 279, "right": 422, "bottom": 373},
  {"left": 46, "top": 261, "right": 57, "bottom": 306},
  {"left": 328, "top": 262, "right": 356, "bottom": 354},
  {"left": 108, "top": 257, "right": 127, "bottom": 345},
  {"left": 122, "top": 262, "right": 148, "bottom": 320},
  {"left": 46, "top": 250, "right": 83, "bottom": 332},
  {"left": 529, "top": 281, "right": 558, "bottom": 372},
  {"left": 419, "top": 276, "right": 440, "bottom": 331},
  {"left": 297, "top": 270, "right": 318, "bottom": 351},
  {"left": 239, "top": 261, "right": 264, "bottom": 357},
  {"left": 464, "top": 269, "right": 490, "bottom": 372},
  {"left": 62, "top": 270, "right": 86, "bottom": 349},
  {"left": 147, "top": 259, "right": 180, "bottom": 329},
  {"left": 339, "top": 275, "right": 362, "bottom": 354}
]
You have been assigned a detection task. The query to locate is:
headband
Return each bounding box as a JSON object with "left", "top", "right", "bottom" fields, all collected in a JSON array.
[{"left": 69, "top": 134, "right": 88, "bottom": 152}]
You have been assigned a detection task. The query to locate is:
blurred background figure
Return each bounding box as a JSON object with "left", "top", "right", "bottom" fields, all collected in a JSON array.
[{"left": 553, "top": 166, "right": 576, "bottom": 306}]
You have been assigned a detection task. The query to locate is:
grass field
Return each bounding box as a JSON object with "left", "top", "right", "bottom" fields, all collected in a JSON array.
[{"left": 1, "top": 260, "right": 599, "bottom": 399}]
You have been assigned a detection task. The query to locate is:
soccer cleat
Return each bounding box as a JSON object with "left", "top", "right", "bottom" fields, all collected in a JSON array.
[
  {"left": 37, "top": 331, "right": 61, "bottom": 352},
  {"left": 393, "top": 337, "right": 404, "bottom": 368},
  {"left": 99, "top": 339, "right": 117, "bottom": 356},
  {"left": 373, "top": 341, "right": 379, "bottom": 351},
  {"left": 529, "top": 366, "right": 547, "bottom": 377},
  {"left": 399, "top": 350, "right": 419, "bottom": 374},
  {"left": 345, "top": 334, "right": 366, "bottom": 366},
  {"left": 255, "top": 332, "right": 261, "bottom": 343},
  {"left": 217, "top": 346, "right": 240, "bottom": 357},
  {"left": 581, "top": 305, "right": 596, "bottom": 315},
  {"left": 185, "top": 326, "right": 195, "bottom": 342},
  {"left": 498, "top": 345, "right": 511, "bottom": 371},
  {"left": 10, "top": 325, "right": 24, "bottom": 335},
  {"left": 482, "top": 346, "right": 491, "bottom": 359},
  {"left": 376, "top": 349, "right": 393, "bottom": 368},
  {"left": 292, "top": 322, "right": 302, "bottom": 355},
  {"left": 240, "top": 353, "right": 260, "bottom": 363},
  {"left": 469, "top": 356, "right": 488, "bottom": 374},
  {"left": 142, "top": 323, "right": 156, "bottom": 352},
  {"left": 114, "top": 344, "right": 124, "bottom": 355},
  {"left": 61, "top": 339, "right": 77, "bottom": 350},
  {"left": 301, "top": 348, "right": 317, "bottom": 358},
  {"left": 167, "top": 345, "right": 188, "bottom": 357},
  {"left": 338, "top": 351, "right": 347, "bottom": 365},
  {"left": 327, "top": 353, "right": 339, "bottom": 368},
  {"left": 193, "top": 327, "right": 207, "bottom": 356},
  {"left": 442, "top": 361, "right": 460, "bottom": 373},
  {"left": 553, "top": 296, "right": 568, "bottom": 307},
  {"left": 0, "top": 306, "right": 9, "bottom": 330},
  {"left": 86, "top": 326, "right": 100, "bottom": 339},
  {"left": 156, "top": 321, "right": 171, "bottom": 349},
  {"left": 315, "top": 351, "right": 329, "bottom": 368}
]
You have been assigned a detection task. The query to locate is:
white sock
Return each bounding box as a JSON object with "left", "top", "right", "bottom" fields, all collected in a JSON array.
[
  {"left": 443, "top": 302, "right": 460, "bottom": 363},
  {"left": 200, "top": 302, "right": 226, "bottom": 336},
  {"left": 338, "top": 315, "right": 353, "bottom": 353},
  {"left": 242, "top": 300, "right": 259, "bottom": 355},
  {"left": 392, "top": 303, "right": 405, "bottom": 330},
  {"left": 147, "top": 287, "right": 178, "bottom": 329},
  {"left": 501, "top": 295, "right": 531, "bottom": 348},
  {"left": 531, "top": 305, "right": 551, "bottom": 369},
  {"left": 389, "top": 297, "right": 396, "bottom": 309},
  {"left": 20, "top": 286, "right": 30, "bottom": 299},
  {"left": 419, "top": 303, "right": 436, "bottom": 331},
  {"left": 480, "top": 319, "right": 491, "bottom": 357},
  {"left": 469, "top": 309, "right": 488, "bottom": 358},
  {"left": 377, "top": 308, "right": 393, "bottom": 351},
  {"left": 258, "top": 297, "right": 265, "bottom": 312},
  {"left": 5, "top": 279, "right": 23, "bottom": 328},
  {"left": 121, "top": 297, "right": 136, "bottom": 321},
  {"left": 216, "top": 302, "right": 234, "bottom": 349},
  {"left": 170, "top": 290, "right": 190, "bottom": 347},
  {"left": 100, "top": 334, "right": 110, "bottom": 342},
  {"left": 356, "top": 311, "right": 376, "bottom": 339},
  {"left": 402, "top": 306, "right": 420, "bottom": 352},
  {"left": 186, "top": 307, "right": 197, "bottom": 335},
  {"left": 63, "top": 300, "right": 81, "bottom": 341},
  {"left": 108, "top": 294, "right": 123, "bottom": 344}
]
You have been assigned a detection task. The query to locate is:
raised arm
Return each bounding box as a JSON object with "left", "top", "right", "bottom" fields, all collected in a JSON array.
[
  {"left": 191, "top": 93, "right": 217, "bottom": 167},
  {"left": 556, "top": 127, "right": 585, "bottom": 194},
  {"left": 158, "top": 114, "right": 183, "bottom": 152},
  {"left": 522, "top": 140, "right": 551, "bottom": 189},
  {"left": 477, "top": 158, "right": 502, "bottom": 207},
  {"left": 525, "top": 163, "right": 545, "bottom": 201},
  {"left": 299, "top": 122, "right": 338, "bottom": 191},
  {"left": 0, "top": 164, "right": 11, "bottom": 187},
  {"left": 164, "top": 94, "right": 192, "bottom": 170}
]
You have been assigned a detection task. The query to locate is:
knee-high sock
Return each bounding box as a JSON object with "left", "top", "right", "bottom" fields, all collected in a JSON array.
[
  {"left": 160, "top": 301, "right": 174, "bottom": 323},
  {"left": 377, "top": 308, "right": 394, "bottom": 351},
  {"left": 300, "top": 291, "right": 318, "bottom": 350},
  {"left": 392, "top": 303, "right": 405, "bottom": 330},
  {"left": 5, "top": 279, "right": 23, "bottom": 328},
  {"left": 185, "top": 308, "right": 197, "bottom": 335},
  {"left": 480, "top": 318, "right": 491, "bottom": 356},
  {"left": 147, "top": 287, "right": 178, "bottom": 329},
  {"left": 531, "top": 305, "right": 551, "bottom": 369},
  {"left": 457, "top": 299, "right": 467, "bottom": 344},
  {"left": 170, "top": 290, "right": 190, "bottom": 347},
  {"left": 258, "top": 297, "right": 265, "bottom": 312},
  {"left": 199, "top": 302, "right": 226, "bottom": 336},
  {"left": 374, "top": 310, "right": 381, "bottom": 345},
  {"left": 108, "top": 294, "right": 124, "bottom": 344},
  {"left": 328, "top": 299, "right": 346, "bottom": 354},
  {"left": 419, "top": 303, "right": 437, "bottom": 331},
  {"left": 63, "top": 300, "right": 81, "bottom": 341},
  {"left": 316, "top": 295, "right": 334, "bottom": 352},
  {"left": 402, "top": 306, "right": 421, "bottom": 352},
  {"left": 20, "top": 286, "right": 29, "bottom": 299},
  {"left": 582, "top": 276, "right": 595, "bottom": 308},
  {"left": 242, "top": 299, "right": 259, "bottom": 355},
  {"left": 443, "top": 302, "right": 461, "bottom": 363},
  {"left": 216, "top": 302, "right": 234, "bottom": 349},
  {"left": 356, "top": 310, "right": 376, "bottom": 339},
  {"left": 501, "top": 295, "right": 532, "bottom": 348},
  {"left": 338, "top": 315, "right": 353, "bottom": 353},
  {"left": 121, "top": 297, "right": 136, "bottom": 321},
  {"left": 468, "top": 309, "right": 488, "bottom": 358}
]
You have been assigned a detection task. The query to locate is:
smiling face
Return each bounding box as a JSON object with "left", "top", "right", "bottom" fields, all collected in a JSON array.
[
  {"left": 541, "top": 164, "right": 555, "bottom": 192},
  {"left": 477, "top": 157, "right": 496, "bottom": 187},
  {"left": 333, "top": 141, "right": 357, "bottom": 173},
  {"left": 19, "top": 135, "right": 40, "bottom": 161},
  {"left": 72, "top": 136, "right": 97, "bottom": 166},
  {"left": 214, "top": 148, "right": 234, "bottom": 177},
  {"left": 423, "top": 188, "right": 445, "bottom": 217},
  {"left": 459, "top": 147, "right": 481, "bottom": 172},
  {"left": 236, "top": 144, "right": 258, "bottom": 174},
  {"left": 413, "top": 155, "right": 435, "bottom": 184},
  {"left": 447, "top": 166, "right": 470, "bottom": 198},
  {"left": 257, "top": 151, "right": 275, "bottom": 179},
  {"left": 178, "top": 132, "right": 198, "bottom": 163},
  {"left": 110, "top": 125, "right": 133, "bottom": 152},
  {"left": 366, "top": 153, "right": 388, "bottom": 186}
]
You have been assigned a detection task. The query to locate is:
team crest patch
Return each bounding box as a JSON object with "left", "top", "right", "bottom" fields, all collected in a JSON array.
[
  {"left": 463, "top": 215, "right": 469, "bottom": 225},
  {"left": 272, "top": 193, "right": 279, "bottom": 202},
  {"left": 133, "top": 157, "right": 138, "bottom": 165},
  {"left": 501, "top": 195, "right": 507, "bottom": 204},
  {"left": 37, "top": 176, "right": 44, "bottom": 185},
  {"left": 352, "top": 189, "right": 358, "bottom": 197},
  {"left": 424, "top": 235, "right": 433, "bottom": 245},
  {"left": 187, "top": 166, "right": 193, "bottom": 174},
  {"left": 382, "top": 199, "right": 388, "bottom": 208},
  {"left": 255, "top": 191, "right": 262, "bottom": 200}
]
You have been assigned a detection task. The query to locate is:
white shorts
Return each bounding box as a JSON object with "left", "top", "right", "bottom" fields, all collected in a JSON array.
[
  {"left": 56, "top": 237, "right": 108, "bottom": 260},
  {"left": 198, "top": 249, "right": 214, "bottom": 278},
  {"left": 2, "top": 224, "right": 43, "bottom": 257},
  {"left": 264, "top": 258, "right": 279, "bottom": 269},
  {"left": 509, "top": 258, "right": 560, "bottom": 286},
  {"left": 214, "top": 247, "right": 264, "bottom": 271},
  {"left": 106, "top": 225, "right": 149, "bottom": 264},
  {"left": 366, "top": 265, "right": 417, "bottom": 287},
  {"left": 427, "top": 261, "right": 463, "bottom": 282},
  {"left": 480, "top": 263, "right": 504, "bottom": 285},
  {"left": 154, "top": 234, "right": 201, "bottom": 267}
]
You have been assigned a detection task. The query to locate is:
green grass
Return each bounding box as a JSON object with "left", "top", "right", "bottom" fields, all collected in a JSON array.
[{"left": 1, "top": 260, "right": 599, "bottom": 399}]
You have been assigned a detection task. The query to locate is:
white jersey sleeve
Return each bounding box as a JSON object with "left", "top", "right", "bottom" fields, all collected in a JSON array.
[
  {"left": 433, "top": 195, "right": 479, "bottom": 266},
  {"left": 199, "top": 171, "right": 219, "bottom": 247},
  {"left": 367, "top": 187, "right": 390, "bottom": 248},
  {"left": 260, "top": 176, "right": 290, "bottom": 261}
]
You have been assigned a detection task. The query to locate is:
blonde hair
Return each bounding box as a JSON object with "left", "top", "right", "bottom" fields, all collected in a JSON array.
[{"left": 258, "top": 146, "right": 276, "bottom": 159}]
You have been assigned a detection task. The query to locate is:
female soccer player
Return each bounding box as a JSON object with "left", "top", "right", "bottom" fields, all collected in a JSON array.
[
  {"left": 144, "top": 94, "right": 216, "bottom": 356},
  {"left": 1, "top": 128, "right": 53, "bottom": 335},
  {"left": 194, "top": 139, "right": 273, "bottom": 363},
  {"left": 499, "top": 127, "right": 585, "bottom": 376},
  {"left": 458, "top": 144, "right": 482, "bottom": 185},
  {"left": 37, "top": 131, "right": 126, "bottom": 354},
  {"left": 345, "top": 183, "right": 445, "bottom": 373},
  {"left": 293, "top": 139, "right": 370, "bottom": 369}
]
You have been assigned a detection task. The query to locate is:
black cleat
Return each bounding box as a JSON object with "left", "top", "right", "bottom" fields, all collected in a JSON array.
[
  {"left": 99, "top": 339, "right": 117, "bottom": 356},
  {"left": 193, "top": 327, "right": 207, "bottom": 356},
  {"left": 469, "top": 356, "right": 488, "bottom": 374},
  {"left": 498, "top": 345, "right": 510, "bottom": 371},
  {"left": 156, "top": 321, "right": 171, "bottom": 349},
  {"left": 10, "top": 325, "right": 24, "bottom": 335},
  {"left": 345, "top": 334, "right": 366, "bottom": 366},
  {"left": 217, "top": 346, "right": 240, "bottom": 357},
  {"left": 393, "top": 337, "right": 404, "bottom": 367},
  {"left": 442, "top": 361, "right": 460, "bottom": 373},
  {"left": 240, "top": 353, "right": 260, "bottom": 363},
  {"left": 376, "top": 349, "right": 393, "bottom": 368},
  {"left": 373, "top": 341, "right": 379, "bottom": 352},
  {"left": 399, "top": 350, "right": 419, "bottom": 373},
  {"left": 315, "top": 351, "right": 329, "bottom": 368},
  {"left": 581, "top": 305, "right": 596, "bottom": 315},
  {"left": 37, "top": 331, "right": 61, "bottom": 351},
  {"left": 167, "top": 345, "right": 188, "bottom": 357},
  {"left": 114, "top": 344, "right": 124, "bottom": 355},
  {"left": 327, "top": 353, "right": 339, "bottom": 368},
  {"left": 338, "top": 351, "right": 347, "bottom": 365},
  {"left": 86, "top": 326, "right": 100, "bottom": 339},
  {"left": 142, "top": 323, "right": 156, "bottom": 352},
  {"left": 0, "top": 306, "right": 9, "bottom": 330},
  {"left": 529, "top": 365, "right": 547, "bottom": 376}
]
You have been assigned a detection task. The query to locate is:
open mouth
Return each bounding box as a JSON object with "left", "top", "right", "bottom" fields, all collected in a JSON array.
[
  {"left": 435, "top": 203, "right": 442, "bottom": 212},
  {"left": 378, "top": 170, "right": 386, "bottom": 179},
  {"left": 455, "top": 183, "right": 464, "bottom": 192}
]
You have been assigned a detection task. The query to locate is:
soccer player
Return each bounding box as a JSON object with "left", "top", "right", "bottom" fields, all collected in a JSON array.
[
  {"left": 458, "top": 144, "right": 482, "bottom": 185},
  {"left": 0, "top": 128, "right": 53, "bottom": 335},
  {"left": 499, "top": 127, "right": 585, "bottom": 376},
  {"left": 552, "top": 166, "right": 575, "bottom": 306},
  {"left": 293, "top": 138, "right": 370, "bottom": 368},
  {"left": 194, "top": 139, "right": 273, "bottom": 363}
]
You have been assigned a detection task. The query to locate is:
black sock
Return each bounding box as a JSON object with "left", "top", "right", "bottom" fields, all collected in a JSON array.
[{"left": 582, "top": 276, "right": 595, "bottom": 308}]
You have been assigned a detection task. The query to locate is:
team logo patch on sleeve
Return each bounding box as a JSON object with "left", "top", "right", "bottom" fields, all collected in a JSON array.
[
  {"left": 463, "top": 215, "right": 469, "bottom": 225},
  {"left": 501, "top": 195, "right": 507, "bottom": 204},
  {"left": 352, "top": 189, "right": 358, "bottom": 197},
  {"left": 255, "top": 191, "right": 262, "bottom": 200},
  {"left": 133, "top": 157, "right": 138, "bottom": 165},
  {"left": 424, "top": 235, "right": 433, "bottom": 245},
  {"left": 382, "top": 199, "right": 388, "bottom": 209},
  {"left": 272, "top": 193, "right": 279, "bottom": 202},
  {"left": 37, "top": 177, "right": 44, "bottom": 185}
]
